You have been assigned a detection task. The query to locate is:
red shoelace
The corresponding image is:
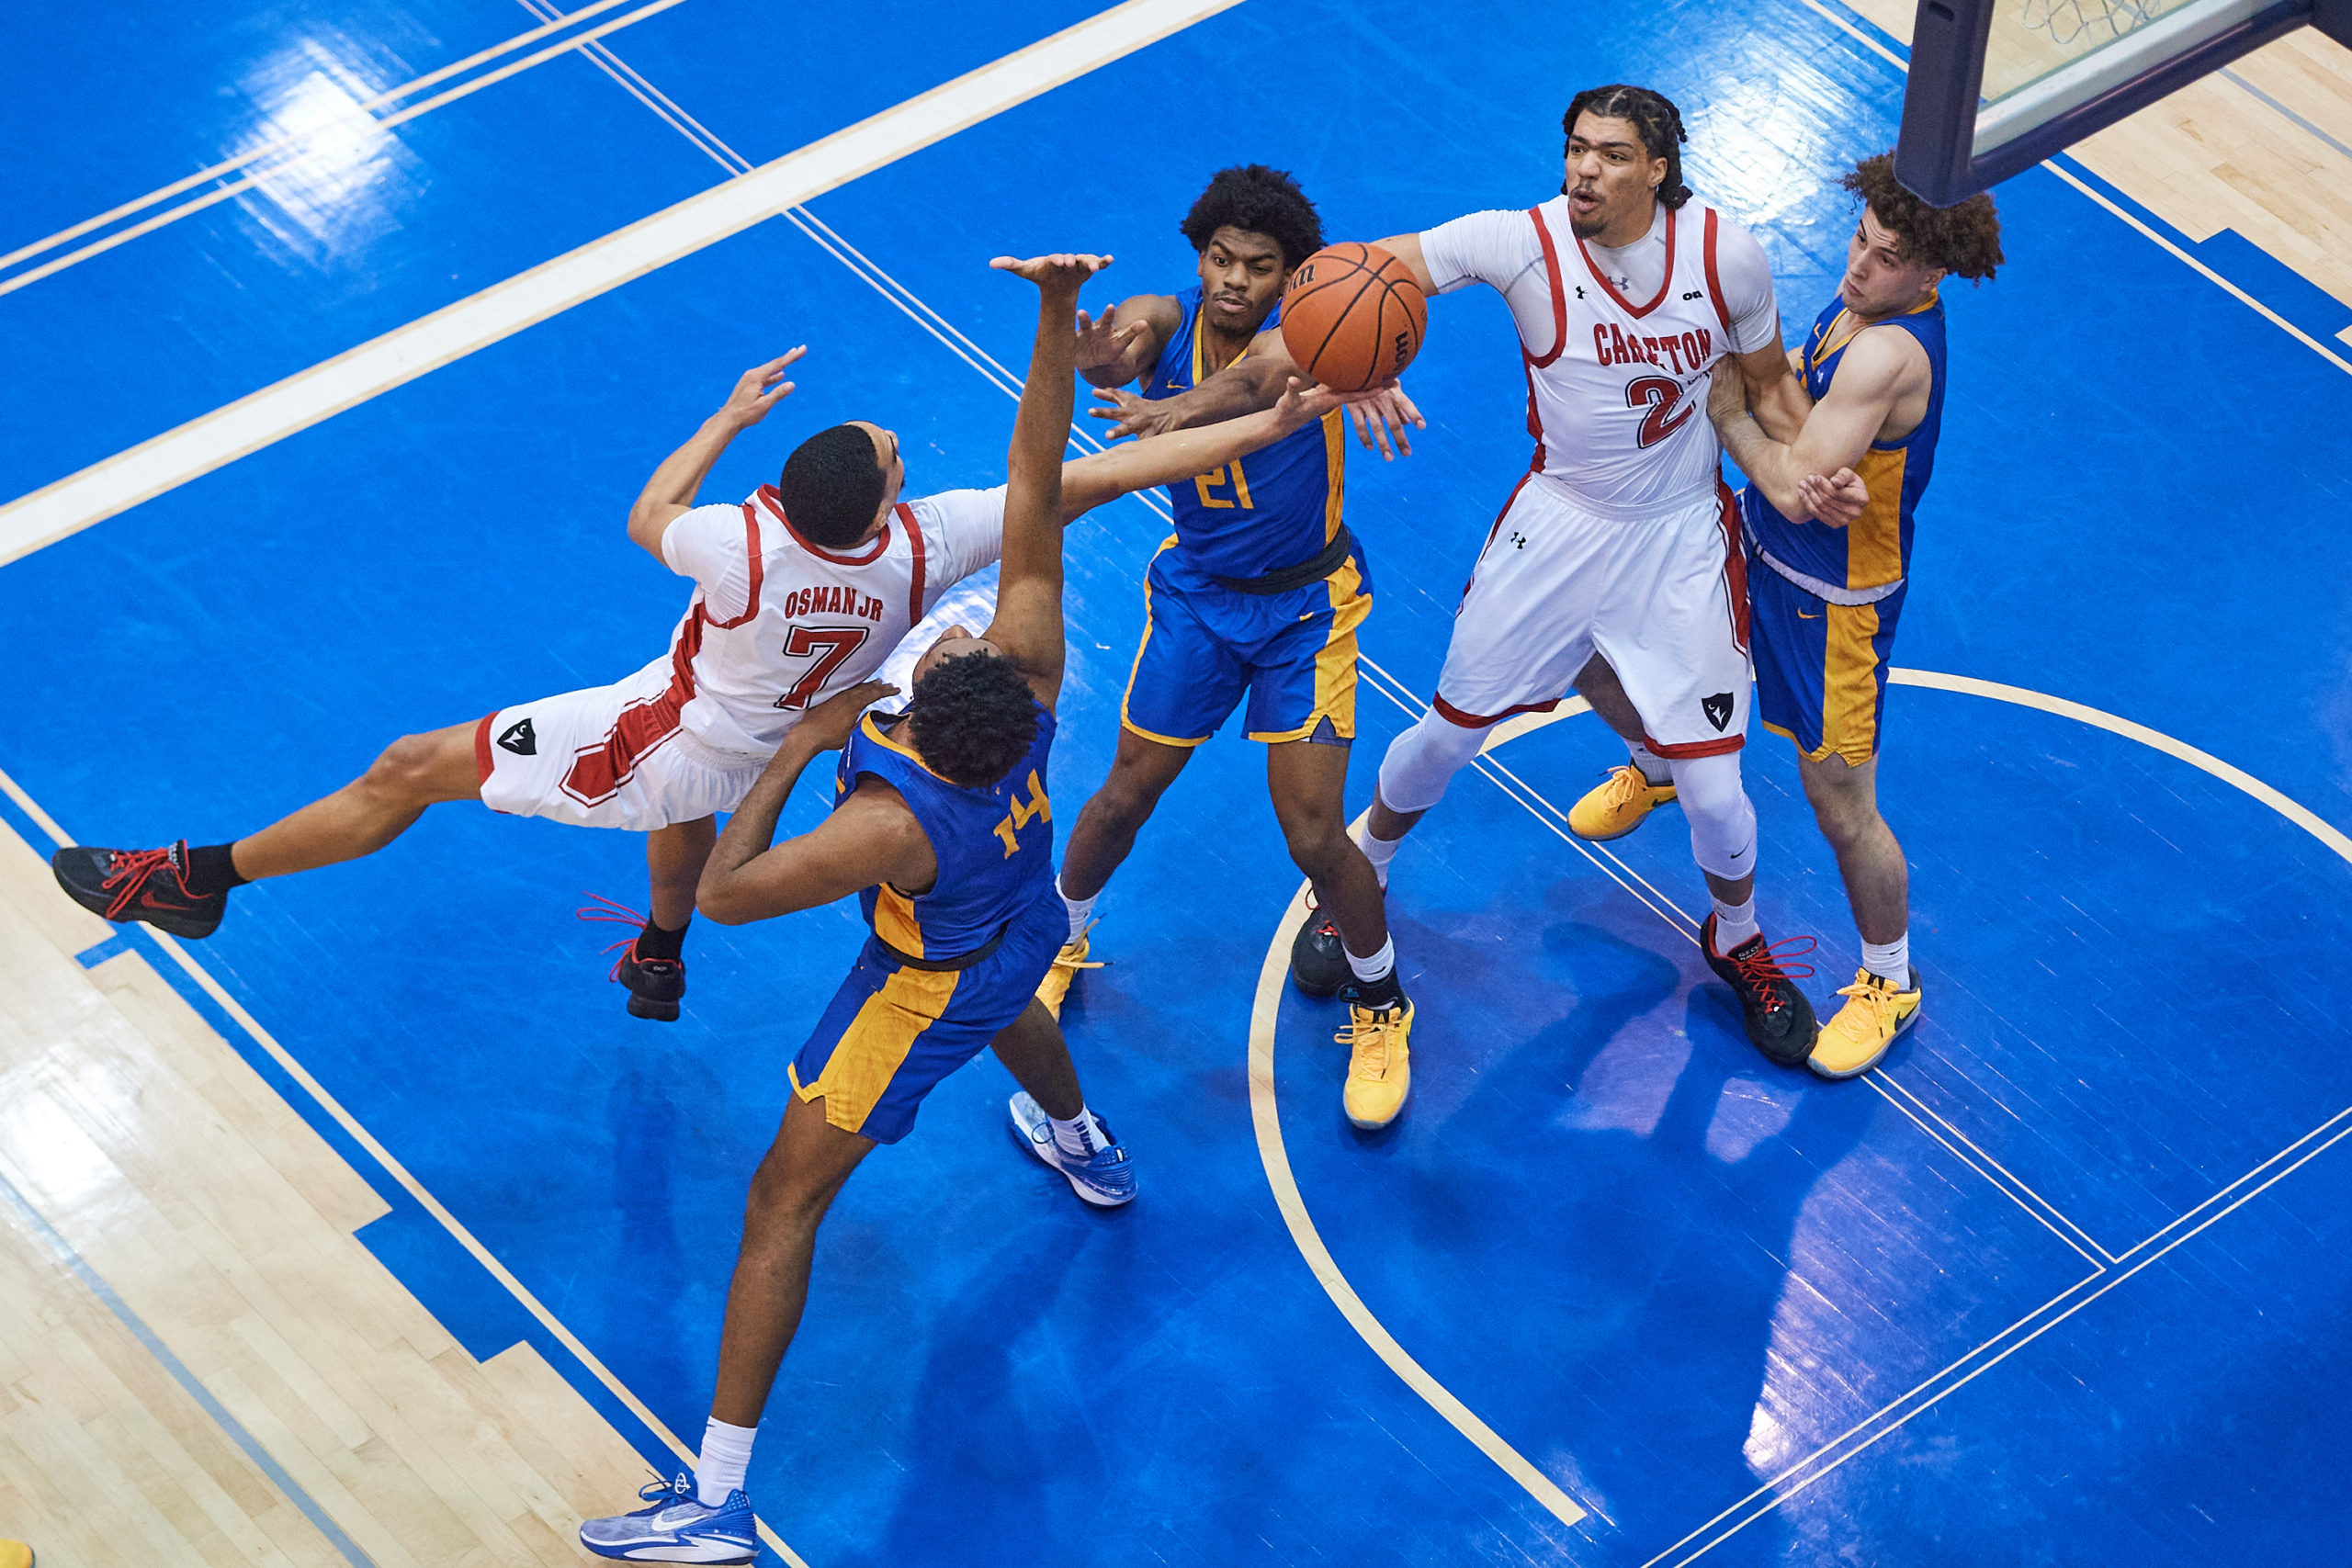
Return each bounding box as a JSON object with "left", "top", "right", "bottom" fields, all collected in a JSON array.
[
  {"left": 97, "top": 846, "right": 180, "bottom": 919},
  {"left": 576, "top": 891, "right": 680, "bottom": 981},
  {"left": 1725, "top": 933, "right": 1817, "bottom": 1012}
]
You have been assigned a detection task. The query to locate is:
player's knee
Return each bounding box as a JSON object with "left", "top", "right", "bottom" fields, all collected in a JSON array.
[
  {"left": 742, "top": 1152, "right": 834, "bottom": 1242},
  {"left": 1083, "top": 771, "right": 1163, "bottom": 834},
  {"left": 1277, "top": 810, "right": 1350, "bottom": 878},
  {"left": 1667, "top": 751, "right": 1758, "bottom": 879},
  {"left": 1377, "top": 711, "right": 1487, "bottom": 816},
  {"left": 365, "top": 733, "right": 450, "bottom": 802}
]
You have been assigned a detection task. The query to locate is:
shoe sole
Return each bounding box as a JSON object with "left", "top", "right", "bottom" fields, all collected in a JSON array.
[
  {"left": 1345, "top": 1103, "right": 1406, "bottom": 1130},
  {"left": 626, "top": 995, "right": 682, "bottom": 1022},
  {"left": 1806, "top": 1003, "right": 1919, "bottom": 1079},
  {"left": 52, "top": 861, "right": 222, "bottom": 939},
  {"left": 1290, "top": 968, "right": 1345, "bottom": 999},
  {"left": 1007, "top": 1112, "right": 1134, "bottom": 1208}
]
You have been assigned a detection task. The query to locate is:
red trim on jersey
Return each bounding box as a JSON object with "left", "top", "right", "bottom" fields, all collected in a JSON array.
[
  {"left": 1642, "top": 730, "right": 1744, "bottom": 759},
  {"left": 1525, "top": 206, "right": 1569, "bottom": 367},
  {"left": 1702, "top": 207, "right": 1734, "bottom": 338},
  {"left": 707, "top": 500, "right": 767, "bottom": 631},
  {"left": 898, "top": 501, "right": 926, "bottom": 626},
  {"left": 1716, "top": 479, "right": 1751, "bottom": 654},
  {"left": 473, "top": 713, "right": 496, "bottom": 784},
  {"left": 1576, "top": 200, "right": 1679, "bottom": 319},
  {"left": 755, "top": 484, "right": 891, "bottom": 565},
  {"left": 1433, "top": 693, "right": 1562, "bottom": 729},
  {"left": 560, "top": 612, "right": 705, "bottom": 807}
]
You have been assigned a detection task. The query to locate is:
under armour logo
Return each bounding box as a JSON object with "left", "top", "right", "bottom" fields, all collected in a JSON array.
[
  {"left": 497, "top": 717, "right": 537, "bottom": 756},
  {"left": 1682, "top": 288, "right": 1704, "bottom": 301},
  {"left": 1700, "top": 693, "right": 1735, "bottom": 731},
  {"left": 1574, "top": 285, "right": 1586, "bottom": 299}
]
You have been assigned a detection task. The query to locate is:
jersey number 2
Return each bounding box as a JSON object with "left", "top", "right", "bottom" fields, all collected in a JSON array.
[
  {"left": 991, "top": 771, "right": 1051, "bottom": 858},
  {"left": 774, "top": 626, "right": 871, "bottom": 709},
  {"left": 1626, "top": 377, "right": 1695, "bottom": 448}
]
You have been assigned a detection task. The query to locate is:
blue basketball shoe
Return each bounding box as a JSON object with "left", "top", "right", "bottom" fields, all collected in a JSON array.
[
  {"left": 1009, "top": 1092, "right": 1136, "bottom": 1207},
  {"left": 579, "top": 1472, "right": 756, "bottom": 1563}
]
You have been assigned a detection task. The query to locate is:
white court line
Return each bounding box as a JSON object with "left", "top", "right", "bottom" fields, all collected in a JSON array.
[
  {"left": 1871, "top": 1071, "right": 2116, "bottom": 1262},
  {"left": 0, "top": 0, "right": 696, "bottom": 299},
  {"left": 0, "top": 0, "right": 1250, "bottom": 568},
  {"left": 1802, "top": 0, "right": 2352, "bottom": 379},
  {"left": 0, "top": 0, "right": 647, "bottom": 274},
  {"left": 1862, "top": 1077, "right": 2109, "bottom": 1267}
]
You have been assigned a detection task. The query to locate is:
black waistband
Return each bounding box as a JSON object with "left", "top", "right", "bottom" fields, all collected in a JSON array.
[
  {"left": 1210, "top": 529, "right": 1353, "bottom": 595},
  {"left": 875, "top": 919, "right": 1010, "bottom": 972}
]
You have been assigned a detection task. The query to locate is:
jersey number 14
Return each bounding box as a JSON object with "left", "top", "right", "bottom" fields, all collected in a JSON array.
[{"left": 992, "top": 771, "right": 1051, "bottom": 858}]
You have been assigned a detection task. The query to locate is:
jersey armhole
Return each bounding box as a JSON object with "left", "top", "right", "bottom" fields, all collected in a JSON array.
[
  {"left": 704, "top": 501, "right": 766, "bottom": 630},
  {"left": 897, "top": 502, "right": 927, "bottom": 624},
  {"left": 1701, "top": 208, "right": 1735, "bottom": 340},
  {"left": 1525, "top": 206, "right": 1569, "bottom": 367}
]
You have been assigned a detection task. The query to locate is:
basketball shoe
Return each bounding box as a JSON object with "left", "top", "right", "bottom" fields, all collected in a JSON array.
[
  {"left": 51, "top": 842, "right": 226, "bottom": 938},
  {"left": 1340, "top": 991, "right": 1412, "bottom": 1129},
  {"left": 1008, "top": 1092, "right": 1136, "bottom": 1206},
  {"left": 1566, "top": 764, "right": 1677, "bottom": 841},
  {"left": 1808, "top": 968, "right": 1920, "bottom": 1078},
  {"left": 1700, "top": 914, "right": 1818, "bottom": 1068},
  {"left": 1034, "top": 929, "right": 1101, "bottom": 1020},
  {"left": 578, "top": 895, "right": 685, "bottom": 1021},
  {"left": 1289, "top": 897, "right": 1351, "bottom": 998},
  {"left": 0, "top": 1538, "right": 31, "bottom": 1568},
  {"left": 579, "top": 1473, "right": 755, "bottom": 1563}
]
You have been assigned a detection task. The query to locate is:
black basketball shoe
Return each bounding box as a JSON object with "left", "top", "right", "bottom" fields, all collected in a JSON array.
[
  {"left": 51, "top": 840, "right": 228, "bottom": 939},
  {"left": 613, "top": 945, "right": 686, "bottom": 1022},
  {"left": 579, "top": 893, "right": 687, "bottom": 1021},
  {"left": 1701, "top": 914, "right": 1819, "bottom": 1067},
  {"left": 1289, "top": 897, "right": 1351, "bottom": 998}
]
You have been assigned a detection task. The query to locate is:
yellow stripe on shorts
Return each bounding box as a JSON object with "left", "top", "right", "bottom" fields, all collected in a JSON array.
[{"left": 790, "top": 965, "right": 961, "bottom": 1136}]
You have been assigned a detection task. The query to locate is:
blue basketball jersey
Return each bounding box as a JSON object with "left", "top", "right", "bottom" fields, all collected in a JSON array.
[
  {"left": 1143, "top": 285, "right": 1347, "bottom": 581},
  {"left": 835, "top": 702, "right": 1057, "bottom": 963},
  {"left": 1745, "top": 291, "right": 1947, "bottom": 592}
]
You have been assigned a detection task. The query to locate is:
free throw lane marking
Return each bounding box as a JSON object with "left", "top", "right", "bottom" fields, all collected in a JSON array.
[{"left": 0, "top": 0, "right": 1250, "bottom": 567}]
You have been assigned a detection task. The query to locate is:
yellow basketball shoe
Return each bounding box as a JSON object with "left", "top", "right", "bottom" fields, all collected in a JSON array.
[
  {"left": 1035, "top": 929, "right": 1102, "bottom": 1021},
  {"left": 1566, "top": 764, "right": 1677, "bottom": 841},
  {"left": 1808, "top": 967, "right": 1921, "bottom": 1078},
  {"left": 0, "top": 1540, "right": 30, "bottom": 1568},
  {"left": 1339, "top": 995, "right": 1413, "bottom": 1129}
]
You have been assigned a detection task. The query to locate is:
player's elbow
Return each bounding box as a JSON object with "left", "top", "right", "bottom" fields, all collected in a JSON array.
[{"left": 695, "top": 878, "right": 760, "bottom": 925}]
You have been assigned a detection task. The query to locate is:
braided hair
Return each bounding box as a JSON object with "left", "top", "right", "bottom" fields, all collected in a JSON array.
[{"left": 1563, "top": 85, "right": 1691, "bottom": 210}]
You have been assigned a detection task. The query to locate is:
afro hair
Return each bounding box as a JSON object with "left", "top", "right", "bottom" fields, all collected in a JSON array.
[
  {"left": 906, "top": 649, "right": 1038, "bottom": 788},
  {"left": 1178, "top": 164, "right": 1325, "bottom": 271}
]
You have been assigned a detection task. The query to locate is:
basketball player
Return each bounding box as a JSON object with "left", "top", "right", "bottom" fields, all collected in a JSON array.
[
  {"left": 577, "top": 250, "right": 1120, "bottom": 1562},
  {"left": 1685, "top": 153, "right": 1999, "bottom": 1077},
  {"left": 1106, "top": 88, "right": 1862, "bottom": 1066},
  {"left": 50, "top": 344, "right": 1342, "bottom": 1021},
  {"left": 1047, "top": 165, "right": 1415, "bottom": 1130}
]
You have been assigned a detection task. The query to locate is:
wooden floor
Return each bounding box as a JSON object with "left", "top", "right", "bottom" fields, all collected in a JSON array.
[
  {"left": 1845, "top": 2, "right": 2352, "bottom": 322},
  {"left": 0, "top": 814, "right": 650, "bottom": 1565},
  {"left": 2, "top": 7, "right": 2348, "bottom": 1564}
]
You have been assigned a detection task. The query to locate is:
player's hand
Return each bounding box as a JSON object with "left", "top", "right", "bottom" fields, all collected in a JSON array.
[
  {"left": 1705, "top": 360, "right": 1747, "bottom": 426},
  {"left": 717, "top": 347, "right": 806, "bottom": 429},
  {"left": 1272, "top": 377, "right": 1345, "bottom": 432},
  {"left": 793, "top": 680, "right": 898, "bottom": 754},
  {"left": 1799, "top": 468, "right": 1869, "bottom": 527},
  {"left": 1089, "top": 384, "right": 1179, "bottom": 439},
  {"left": 989, "top": 253, "right": 1113, "bottom": 296},
  {"left": 1074, "top": 302, "right": 1148, "bottom": 373},
  {"left": 1342, "top": 381, "right": 1424, "bottom": 459}
]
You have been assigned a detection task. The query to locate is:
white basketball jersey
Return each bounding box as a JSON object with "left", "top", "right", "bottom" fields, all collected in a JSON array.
[
  {"left": 1521, "top": 196, "right": 1740, "bottom": 515},
  {"left": 655, "top": 485, "right": 1002, "bottom": 761}
]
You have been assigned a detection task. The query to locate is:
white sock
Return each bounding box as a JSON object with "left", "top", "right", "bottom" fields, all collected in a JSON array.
[
  {"left": 1353, "top": 825, "right": 1401, "bottom": 890},
  {"left": 1344, "top": 934, "right": 1396, "bottom": 985},
  {"left": 1710, "top": 895, "right": 1760, "bottom": 955},
  {"left": 1861, "top": 933, "right": 1911, "bottom": 988},
  {"left": 1050, "top": 1106, "right": 1110, "bottom": 1160},
  {"left": 695, "top": 1416, "right": 757, "bottom": 1506},
  {"left": 1627, "top": 739, "right": 1672, "bottom": 786},
  {"left": 1057, "top": 873, "right": 1098, "bottom": 945}
]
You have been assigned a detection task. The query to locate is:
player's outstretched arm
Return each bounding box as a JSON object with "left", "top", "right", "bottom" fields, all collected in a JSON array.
[
  {"left": 979, "top": 252, "right": 1105, "bottom": 710},
  {"left": 696, "top": 680, "right": 936, "bottom": 924},
  {"left": 1094, "top": 318, "right": 1426, "bottom": 458},
  {"left": 626, "top": 348, "right": 805, "bottom": 560},
  {"left": 1058, "top": 377, "right": 1344, "bottom": 519}
]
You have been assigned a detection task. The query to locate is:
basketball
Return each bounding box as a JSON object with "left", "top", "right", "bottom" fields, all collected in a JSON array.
[{"left": 1278, "top": 243, "right": 1428, "bottom": 393}]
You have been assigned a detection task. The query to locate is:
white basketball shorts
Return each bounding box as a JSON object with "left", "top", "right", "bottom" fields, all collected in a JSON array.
[
  {"left": 1430, "top": 472, "right": 1752, "bottom": 756},
  {"left": 473, "top": 654, "right": 767, "bottom": 830}
]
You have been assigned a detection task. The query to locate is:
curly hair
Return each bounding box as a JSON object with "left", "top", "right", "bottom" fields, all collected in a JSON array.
[
  {"left": 1563, "top": 85, "right": 1691, "bottom": 210},
  {"left": 1842, "top": 152, "right": 2003, "bottom": 282},
  {"left": 778, "top": 423, "right": 887, "bottom": 547},
  {"left": 1178, "top": 164, "right": 1325, "bottom": 271},
  {"left": 906, "top": 649, "right": 1038, "bottom": 788}
]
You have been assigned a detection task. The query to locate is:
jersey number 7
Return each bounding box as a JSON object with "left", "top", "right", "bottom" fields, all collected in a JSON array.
[{"left": 774, "top": 625, "right": 872, "bottom": 709}]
